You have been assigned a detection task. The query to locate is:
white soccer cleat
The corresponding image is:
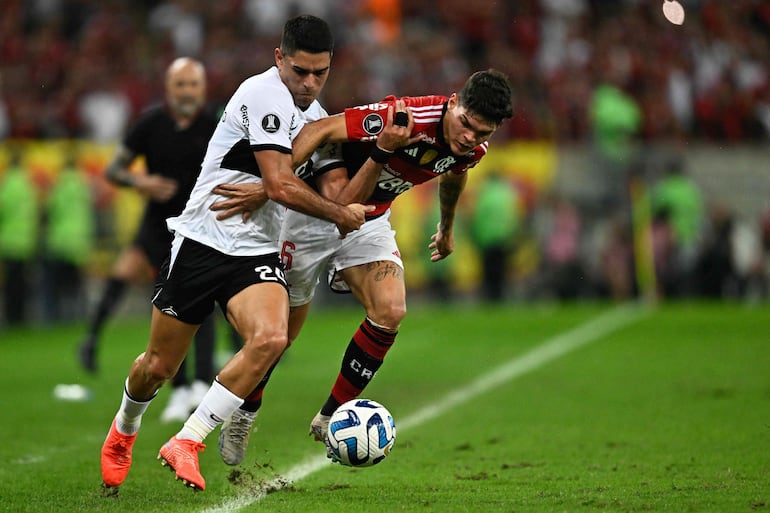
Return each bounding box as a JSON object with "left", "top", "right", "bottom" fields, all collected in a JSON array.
[
  {"left": 309, "top": 411, "right": 338, "bottom": 462},
  {"left": 218, "top": 408, "right": 257, "bottom": 466},
  {"left": 160, "top": 386, "right": 192, "bottom": 424},
  {"left": 308, "top": 411, "right": 331, "bottom": 442}
]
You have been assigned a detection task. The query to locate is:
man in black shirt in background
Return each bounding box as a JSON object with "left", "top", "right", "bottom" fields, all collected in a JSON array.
[{"left": 77, "top": 57, "right": 220, "bottom": 423}]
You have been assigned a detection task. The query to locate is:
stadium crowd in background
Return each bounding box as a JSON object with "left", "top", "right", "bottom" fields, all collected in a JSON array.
[
  {"left": 0, "top": 0, "right": 769, "bottom": 323},
  {"left": 1, "top": 0, "right": 768, "bottom": 143}
]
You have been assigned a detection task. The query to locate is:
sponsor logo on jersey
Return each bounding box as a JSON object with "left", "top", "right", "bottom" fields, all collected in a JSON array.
[
  {"left": 363, "top": 113, "right": 384, "bottom": 135},
  {"left": 421, "top": 135, "right": 437, "bottom": 145},
  {"left": 261, "top": 113, "right": 280, "bottom": 133},
  {"left": 240, "top": 105, "right": 249, "bottom": 128},
  {"left": 420, "top": 149, "right": 438, "bottom": 165}
]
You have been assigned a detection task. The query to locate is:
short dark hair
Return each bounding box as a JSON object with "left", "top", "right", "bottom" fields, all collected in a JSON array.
[
  {"left": 458, "top": 69, "right": 513, "bottom": 125},
  {"left": 280, "top": 14, "right": 334, "bottom": 56}
]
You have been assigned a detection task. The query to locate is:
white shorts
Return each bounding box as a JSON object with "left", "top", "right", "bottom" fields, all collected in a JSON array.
[{"left": 280, "top": 209, "right": 403, "bottom": 307}]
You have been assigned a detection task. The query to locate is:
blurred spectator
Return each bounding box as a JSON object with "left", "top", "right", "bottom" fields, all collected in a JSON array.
[
  {"left": 148, "top": 0, "right": 205, "bottom": 57},
  {"left": 587, "top": 51, "right": 642, "bottom": 301},
  {"left": 534, "top": 192, "right": 586, "bottom": 299},
  {"left": 469, "top": 172, "right": 521, "bottom": 302},
  {"left": 0, "top": 75, "right": 9, "bottom": 139},
  {"left": 598, "top": 215, "right": 635, "bottom": 301},
  {"left": 650, "top": 157, "right": 705, "bottom": 296},
  {"left": 77, "top": 73, "right": 132, "bottom": 143},
  {"left": 0, "top": 150, "right": 39, "bottom": 326},
  {"left": 757, "top": 209, "right": 770, "bottom": 298},
  {"left": 41, "top": 150, "right": 95, "bottom": 323},
  {"left": 694, "top": 204, "right": 735, "bottom": 298},
  {"left": 590, "top": 51, "right": 642, "bottom": 214}
]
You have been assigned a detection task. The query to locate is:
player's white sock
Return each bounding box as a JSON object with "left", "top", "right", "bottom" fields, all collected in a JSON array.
[
  {"left": 115, "top": 378, "right": 154, "bottom": 435},
  {"left": 177, "top": 378, "right": 243, "bottom": 442}
]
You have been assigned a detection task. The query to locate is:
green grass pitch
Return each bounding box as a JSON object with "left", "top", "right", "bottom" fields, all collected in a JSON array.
[{"left": 1, "top": 301, "right": 767, "bottom": 512}]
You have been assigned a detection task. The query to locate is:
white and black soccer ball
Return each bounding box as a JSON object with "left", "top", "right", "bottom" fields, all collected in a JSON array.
[{"left": 326, "top": 399, "right": 396, "bottom": 467}]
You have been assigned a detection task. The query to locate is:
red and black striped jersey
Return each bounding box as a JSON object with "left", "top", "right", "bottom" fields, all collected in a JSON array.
[{"left": 342, "top": 95, "right": 488, "bottom": 217}]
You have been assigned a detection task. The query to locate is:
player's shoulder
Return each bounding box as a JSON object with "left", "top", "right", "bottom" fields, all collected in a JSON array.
[
  {"left": 469, "top": 141, "right": 490, "bottom": 162},
  {"left": 377, "top": 94, "right": 448, "bottom": 110},
  {"left": 233, "top": 67, "right": 295, "bottom": 112},
  {"left": 240, "top": 68, "right": 289, "bottom": 95},
  {"left": 300, "top": 100, "right": 328, "bottom": 122},
  {"left": 401, "top": 95, "right": 449, "bottom": 108}
]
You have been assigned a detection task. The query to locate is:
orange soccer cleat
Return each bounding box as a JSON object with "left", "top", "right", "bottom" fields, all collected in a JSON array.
[
  {"left": 158, "top": 437, "right": 206, "bottom": 490},
  {"left": 101, "top": 419, "right": 137, "bottom": 488}
]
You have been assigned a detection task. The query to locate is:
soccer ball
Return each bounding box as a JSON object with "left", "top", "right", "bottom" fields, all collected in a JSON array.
[{"left": 326, "top": 399, "right": 396, "bottom": 467}]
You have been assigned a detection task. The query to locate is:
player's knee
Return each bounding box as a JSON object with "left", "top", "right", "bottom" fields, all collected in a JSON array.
[
  {"left": 371, "top": 301, "right": 406, "bottom": 331},
  {"left": 141, "top": 353, "right": 177, "bottom": 383},
  {"left": 243, "top": 329, "right": 288, "bottom": 363}
]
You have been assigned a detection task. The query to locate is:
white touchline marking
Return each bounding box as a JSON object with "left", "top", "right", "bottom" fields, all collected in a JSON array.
[{"left": 202, "top": 303, "right": 649, "bottom": 513}]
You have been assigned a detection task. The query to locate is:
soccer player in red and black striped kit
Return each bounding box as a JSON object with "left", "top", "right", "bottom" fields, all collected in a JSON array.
[{"left": 211, "top": 69, "right": 513, "bottom": 465}]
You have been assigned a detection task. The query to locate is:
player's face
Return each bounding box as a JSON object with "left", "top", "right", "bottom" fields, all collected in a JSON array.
[
  {"left": 166, "top": 62, "right": 206, "bottom": 118},
  {"left": 443, "top": 93, "right": 498, "bottom": 155},
  {"left": 276, "top": 48, "right": 331, "bottom": 110}
]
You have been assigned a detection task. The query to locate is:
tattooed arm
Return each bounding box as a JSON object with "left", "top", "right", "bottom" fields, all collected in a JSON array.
[{"left": 428, "top": 171, "right": 468, "bottom": 262}]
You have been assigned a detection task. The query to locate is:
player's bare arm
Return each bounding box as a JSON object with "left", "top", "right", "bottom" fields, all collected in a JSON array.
[
  {"left": 255, "top": 148, "right": 372, "bottom": 237},
  {"left": 291, "top": 114, "right": 346, "bottom": 168},
  {"left": 428, "top": 171, "right": 467, "bottom": 262},
  {"left": 211, "top": 101, "right": 420, "bottom": 219},
  {"left": 105, "top": 145, "right": 178, "bottom": 202}
]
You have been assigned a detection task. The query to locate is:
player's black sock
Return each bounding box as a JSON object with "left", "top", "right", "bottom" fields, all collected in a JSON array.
[
  {"left": 240, "top": 361, "right": 279, "bottom": 412},
  {"left": 321, "top": 318, "right": 396, "bottom": 416},
  {"left": 86, "top": 277, "right": 127, "bottom": 340},
  {"left": 171, "top": 358, "right": 189, "bottom": 388}
]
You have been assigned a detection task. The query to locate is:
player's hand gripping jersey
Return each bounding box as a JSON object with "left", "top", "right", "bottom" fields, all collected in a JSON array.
[{"left": 341, "top": 95, "right": 488, "bottom": 218}]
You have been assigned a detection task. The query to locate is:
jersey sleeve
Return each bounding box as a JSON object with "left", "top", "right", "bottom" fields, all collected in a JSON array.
[
  {"left": 312, "top": 142, "right": 345, "bottom": 174},
  {"left": 342, "top": 94, "right": 448, "bottom": 141},
  {"left": 343, "top": 101, "right": 394, "bottom": 141}
]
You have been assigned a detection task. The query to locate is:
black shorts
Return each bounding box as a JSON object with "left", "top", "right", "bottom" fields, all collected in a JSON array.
[
  {"left": 152, "top": 236, "right": 287, "bottom": 325},
  {"left": 133, "top": 212, "right": 173, "bottom": 270}
]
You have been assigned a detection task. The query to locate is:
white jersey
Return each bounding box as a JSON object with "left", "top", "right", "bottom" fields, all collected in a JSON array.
[{"left": 167, "top": 66, "right": 328, "bottom": 256}]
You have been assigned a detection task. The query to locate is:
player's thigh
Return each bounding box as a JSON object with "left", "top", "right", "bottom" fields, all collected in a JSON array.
[
  {"left": 225, "top": 282, "right": 289, "bottom": 346},
  {"left": 340, "top": 260, "right": 406, "bottom": 316},
  {"left": 288, "top": 302, "right": 311, "bottom": 344},
  {"left": 112, "top": 245, "right": 154, "bottom": 282},
  {"left": 144, "top": 305, "right": 200, "bottom": 375}
]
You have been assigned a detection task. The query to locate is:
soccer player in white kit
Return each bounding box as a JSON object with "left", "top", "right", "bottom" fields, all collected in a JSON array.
[
  {"left": 99, "top": 15, "right": 374, "bottom": 493},
  {"left": 212, "top": 70, "right": 514, "bottom": 465}
]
